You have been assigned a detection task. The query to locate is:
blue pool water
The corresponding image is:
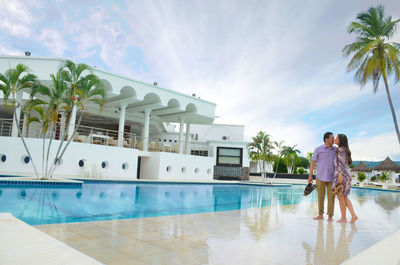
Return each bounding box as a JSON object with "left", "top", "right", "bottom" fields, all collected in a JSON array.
[{"left": 0, "top": 182, "right": 398, "bottom": 225}]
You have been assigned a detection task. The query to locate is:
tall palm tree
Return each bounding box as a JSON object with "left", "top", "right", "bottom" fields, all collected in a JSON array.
[
  {"left": 272, "top": 140, "right": 285, "bottom": 179},
  {"left": 25, "top": 71, "right": 69, "bottom": 178},
  {"left": 250, "top": 131, "right": 274, "bottom": 180},
  {"left": 47, "top": 60, "right": 105, "bottom": 178},
  {"left": 0, "top": 64, "right": 40, "bottom": 178},
  {"left": 343, "top": 5, "right": 400, "bottom": 144},
  {"left": 281, "top": 145, "right": 300, "bottom": 174}
]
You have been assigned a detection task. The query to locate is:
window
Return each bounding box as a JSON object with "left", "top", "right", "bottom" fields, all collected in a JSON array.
[
  {"left": 191, "top": 150, "right": 209, "bottom": 157},
  {"left": 217, "top": 147, "right": 242, "bottom": 167}
]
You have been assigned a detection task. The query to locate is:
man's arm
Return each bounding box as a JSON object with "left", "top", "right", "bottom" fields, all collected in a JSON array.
[{"left": 308, "top": 161, "right": 316, "bottom": 184}]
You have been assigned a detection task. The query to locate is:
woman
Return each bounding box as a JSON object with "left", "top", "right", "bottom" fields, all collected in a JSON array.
[{"left": 333, "top": 134, "right": 358, "bottom": 223}]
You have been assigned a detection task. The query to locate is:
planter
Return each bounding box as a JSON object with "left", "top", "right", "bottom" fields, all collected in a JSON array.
[
  {"left": 359, "top": 182, "right": 364, "bottom": 187},
  {"left": 382, "top": 183, "right": 388, "bottom": 189}
]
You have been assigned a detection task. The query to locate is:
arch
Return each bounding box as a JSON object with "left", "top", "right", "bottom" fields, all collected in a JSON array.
[
  {"left": 167, "top": 98, "right": 180, "bottom": 108},
  {"left": 185, "top": 103, "right": 198, "bottom": 113},
  {"left": 119, "top": 86, "right": 137, "bottom": 97},
  {"left": 143, "top": 92, "right": 161, "bottom": 103},
  {"left": 100, "top": 79, "right": 114, "bottom": 96}
]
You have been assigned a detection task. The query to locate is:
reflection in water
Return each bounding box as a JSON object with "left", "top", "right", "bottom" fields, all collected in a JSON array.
[
  {"left": 375, "top": 193, "right": 400, "bottom": 211},
  {"left": 303, "top": 222, "right": 356, "bottom": 265}
]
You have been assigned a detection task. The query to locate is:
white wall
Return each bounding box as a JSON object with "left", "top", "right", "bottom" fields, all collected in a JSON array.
[
  {"left": 189, "top": 124, "right": 244, "bottom": 141},
  {"left": 208, "top": 140, "right": 250, "bottom": 167},
  {"left": 0, "top": 136, "right": 214, "bottom": 181},
  {"left": 0, "top": 136, "right": 139, "bottom": 179},
  {"left": 140, "top": 152, "right": 214, "bottom": 181}
]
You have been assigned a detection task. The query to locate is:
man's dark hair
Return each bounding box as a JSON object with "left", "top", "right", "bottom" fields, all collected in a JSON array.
[{"left": 323, "top": 132, "right": 333, "bottom": 142}]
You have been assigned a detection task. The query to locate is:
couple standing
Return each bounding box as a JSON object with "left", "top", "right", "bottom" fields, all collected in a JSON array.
[{"left": 308, "top": 132, "right": 358, "bottom": 223}]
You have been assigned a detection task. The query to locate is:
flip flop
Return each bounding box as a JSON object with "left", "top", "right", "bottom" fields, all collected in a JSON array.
[{"left": 304, "top": 183, "right": 317, "bottom": 196}]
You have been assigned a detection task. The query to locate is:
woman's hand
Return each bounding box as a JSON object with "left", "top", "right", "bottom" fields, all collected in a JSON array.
[{"left": 338, "top": 172, "right": 343, "bottom": 184}]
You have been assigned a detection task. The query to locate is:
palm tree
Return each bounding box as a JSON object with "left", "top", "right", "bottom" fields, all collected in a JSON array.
[
  {"left": 47, "top": 60, "right": 105, "bottom": 178},
  {"left": 272, "top": 140, "right": 285, "bottom": 179},
  {"left": 0, "top": 64, "right": 40, "bottom": 178},
  {"left": 281, "top": 145, "right": 300, "bottom": 174},
  {"left": 250, "top": 131, "right": 274, "bottom": 180},
  {"left": 343, "top": 5, "right": 400, "bottom": 144},
  {"left": 25, "top": 71, "right": 69, "bottom": 178}
]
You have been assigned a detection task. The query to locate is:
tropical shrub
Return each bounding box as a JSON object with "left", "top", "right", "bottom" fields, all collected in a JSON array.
[
  {"left": 297, "top": 167, "right": 306, "bottom": 175},
  {"left": 357, "top": 172, "right": 367, "bottom": 183}
]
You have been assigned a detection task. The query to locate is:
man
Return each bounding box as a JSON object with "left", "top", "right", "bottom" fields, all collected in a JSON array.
[{"left": 308, "top": 132, "right": 337, "bottom": 221}]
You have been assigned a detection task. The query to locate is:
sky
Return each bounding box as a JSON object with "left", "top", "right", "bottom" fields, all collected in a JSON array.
[{"left": 0, "top": 0, "right": 399, "bottom": 161}]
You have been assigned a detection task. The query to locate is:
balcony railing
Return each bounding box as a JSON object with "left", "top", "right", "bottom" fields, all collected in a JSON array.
[{"left": 0, "top": 118, "right": 204, "bottom": 154}]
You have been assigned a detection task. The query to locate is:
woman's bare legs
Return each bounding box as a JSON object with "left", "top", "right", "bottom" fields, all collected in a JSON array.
[
  {"left": 336, "top": 194, "right": 347, "bottom": 223},
  {"left": 344, "top": 196, "right": 358, "bottom": 223}
]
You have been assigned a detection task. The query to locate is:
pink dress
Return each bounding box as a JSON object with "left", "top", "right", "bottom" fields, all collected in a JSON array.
[{"left": 332, "top": 147, "right": 352, "bottom": 196}]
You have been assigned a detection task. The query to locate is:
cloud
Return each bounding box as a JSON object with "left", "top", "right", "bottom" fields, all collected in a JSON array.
[
  {"left": 38, "top": 28, "right": 67, "bottom": 57},
  {"left": 0, "top": 0, "right": 36, "bottom": 38},
  {"left": 351, "top": 132, "right": 400, "bottom": 160},
  {"left": 0, "top": 41, "right": 23, "bottom": 55}
]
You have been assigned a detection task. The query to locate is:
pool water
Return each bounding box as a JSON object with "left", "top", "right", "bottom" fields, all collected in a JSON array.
[
  {"left": 0, "top": 183, "right": 314, "bottom": 225},
  {"left": 0, "top": 182, "right": 399, "bottom": 227}
]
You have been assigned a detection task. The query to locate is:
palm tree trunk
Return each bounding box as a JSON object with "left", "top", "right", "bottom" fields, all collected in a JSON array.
[
  {"left": 13, "top": 105, "right": 40, "bottom": 179},
  {"left": 47, "top": 112, "right": 72, "bottom": 177},
  {"left": 273, "top": 157, "right": 279, "bottom": 179},
  {"left": 45, "top": 124, "right": 55, "bottom": 179},
  {"left": 382, "top": 72, "right": 400, "bottom": 144},
  {"left": 42, "top": 133, "right": 46, "bottom": 178},
  {"left": 48, "top": 114, "right": 83, "bottom": 178}
]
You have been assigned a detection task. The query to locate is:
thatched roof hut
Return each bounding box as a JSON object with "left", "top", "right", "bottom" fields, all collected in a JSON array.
[
  {"left": 351, "top": 161, "right": 372, "bottom": 172},
  {"left": 374, "top": 157, "right": 400, "bottom": 172}
]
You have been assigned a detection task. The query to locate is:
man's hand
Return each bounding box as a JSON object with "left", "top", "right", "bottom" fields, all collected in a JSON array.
[
  {"left": 308, "top": 160, "right": 316, "bottom": 184},
  {"left": 308, "top": 175, "right": 313, "bottom": 184}
]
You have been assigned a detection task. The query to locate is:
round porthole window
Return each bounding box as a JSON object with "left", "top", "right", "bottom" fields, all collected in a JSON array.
[
  {"left": 166, "top": 166, "right": 172, "bottom": 172},
  {"left": 101, "top": 161, "right": 109, "bottom": 169},
  {"left": 78, "top": 159, "right": 85, "bottom": 167},
  {"left": 181, "top": 167, "right": 186, "bottom": 173},
  {"left": 0, "top": 154, "right": 6, "bottom": 163},
  {"left": 22, "top": 155, "right": 30, "bottom": 164},
  {"left": 207, "top": 168, "right": 212, "bottom": 175},
  {"left": 195, "top": 168, "right": 199, "bottom": 174},
  {"left": 122, "top": 162, "right": 129, "bottom": 170}
]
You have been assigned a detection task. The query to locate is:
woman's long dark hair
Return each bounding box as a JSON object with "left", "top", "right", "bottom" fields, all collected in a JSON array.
[{"left": 337, "top": 134, "right": 352, "bottom": 166}]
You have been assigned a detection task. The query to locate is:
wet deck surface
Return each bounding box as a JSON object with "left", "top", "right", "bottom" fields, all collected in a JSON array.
[{"left": 35, "top": 193, "right": 400, "bottom": 265}]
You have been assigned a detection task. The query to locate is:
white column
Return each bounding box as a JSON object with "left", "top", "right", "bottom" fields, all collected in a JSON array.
[
  {"left": 67, "top": 105, "right": 77, "bottom": 140},
  {"left": 59, "top": 112, "right": 66, "bottom": 140},
  {"left": 185, "top": 123, "right": 191, "bottom": 154},
  {"left": 118, "top": 104, "right": 127, "bottom": 147},
  {"left": 178, "top": 118, "right": 184, "bottom": 154},
  {"left": 142, "top": 108, "right": 151, "bottom": 151},
  {"left": 11, "top": 91, "right": 23, "bottom": 137}
]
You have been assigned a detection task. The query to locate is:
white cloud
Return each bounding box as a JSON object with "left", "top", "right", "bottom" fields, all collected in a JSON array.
[
  {"left": 38, "top": 28, "right": 67, "bottom": 57},
  {"left": 351, "top": 132, "right": 400, "bottom": 160},
  {"left": 0, "top": 42, "right": 23, "bottom": 55},
  {"left": 0, "top": 0, "right": 36, "bottom": 37}
]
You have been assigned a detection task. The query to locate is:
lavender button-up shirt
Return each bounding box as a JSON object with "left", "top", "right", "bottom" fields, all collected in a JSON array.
[{"left": 312, "top": 144, "right": 337, "bottom": 182}]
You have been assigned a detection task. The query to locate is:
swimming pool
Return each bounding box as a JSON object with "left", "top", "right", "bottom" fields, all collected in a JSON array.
[
  {"left": 0, "top": 182, "right": 312, "bottom": 225},
  {"left": 0, "top": 182, "right": 398, "bottom": 226}
]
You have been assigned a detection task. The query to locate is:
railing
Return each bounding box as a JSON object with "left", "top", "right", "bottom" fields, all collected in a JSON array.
[
  {"left": 0, "top": 118, "right": 196, "bottom": 154},
  {"left": 0, "top": 118, "right": 12, "bottom": 137}
]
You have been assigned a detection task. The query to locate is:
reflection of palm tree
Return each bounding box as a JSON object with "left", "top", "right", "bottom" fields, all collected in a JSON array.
[{"left": 18, "top": 189, "right": 62, "bottom": 224}]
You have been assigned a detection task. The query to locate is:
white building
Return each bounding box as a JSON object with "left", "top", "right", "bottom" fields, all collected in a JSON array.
[{"left": 0, "top": 55, "right": 249, "bottom": 181}]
